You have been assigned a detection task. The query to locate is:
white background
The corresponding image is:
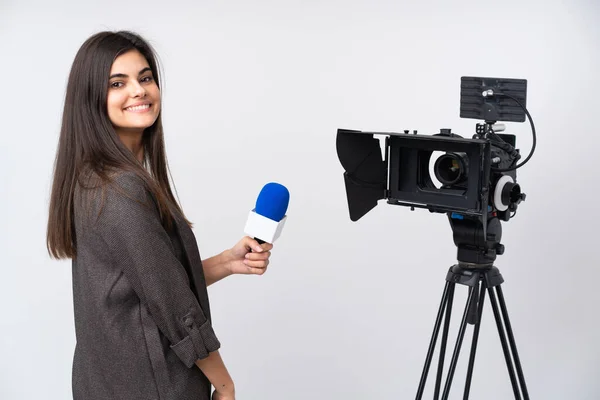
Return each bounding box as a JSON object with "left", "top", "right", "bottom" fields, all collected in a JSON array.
[{"left": 1, "top": 0, "right": 599, "bottom": 398}]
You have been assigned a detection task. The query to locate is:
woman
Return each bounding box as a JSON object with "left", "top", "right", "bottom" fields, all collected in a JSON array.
[{"left": 46, "top": 30, "right": 273, "bottom": 400}]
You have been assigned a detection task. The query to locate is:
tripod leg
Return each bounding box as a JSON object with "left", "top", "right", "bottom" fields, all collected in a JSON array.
[
  {"left": 463, "top": 283, "right": 486, "bottom": 399},
  {"left": 433, "top": 283, "right": 456, "bottom": 400},
  {"left": 415, "top": 281, "right": 454, "bottom": 400},
  {"left": 496, "top": 286, "right": 530, "bottom": 400},
  {"left": 488, "top": 286, "right": 522, "bottom": 400},
  {"left": 441, "top": 281, "right": 479, "bottom": 400}
]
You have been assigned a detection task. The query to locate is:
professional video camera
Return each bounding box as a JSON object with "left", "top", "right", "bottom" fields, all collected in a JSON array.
[
  {"left": 336, "top": 76, "right": 537, "bottom": 399},
  {"left": 336, "top": 76, "right": 536, "bottom": 266}
]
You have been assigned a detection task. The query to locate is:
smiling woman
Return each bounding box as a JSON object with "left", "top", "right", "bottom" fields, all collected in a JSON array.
[
  {"left": 46, "top": 31, "right": 273, "bottom": 400},
  {"left": 107, "top": 52, "right": 161, "bottom": 161}
]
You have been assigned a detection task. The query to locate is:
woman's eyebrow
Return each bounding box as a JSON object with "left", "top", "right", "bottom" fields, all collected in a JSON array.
[{"left": 109, "top": 67, "right": 152, "bottom": 80}]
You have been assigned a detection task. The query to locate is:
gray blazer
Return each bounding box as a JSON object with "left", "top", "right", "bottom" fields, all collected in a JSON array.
[{"left": 72, "top": 171, "right": 220, "bottom": 400}]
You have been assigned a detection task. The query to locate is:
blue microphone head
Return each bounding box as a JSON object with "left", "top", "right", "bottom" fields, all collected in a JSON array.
[{"left": 255, "top": 182, "right": 289, "bottom": 222}]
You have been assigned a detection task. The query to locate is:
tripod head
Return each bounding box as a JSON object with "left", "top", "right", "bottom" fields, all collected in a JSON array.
[{"left": 448, "top": 212, "right": 503, "bottom": 267}]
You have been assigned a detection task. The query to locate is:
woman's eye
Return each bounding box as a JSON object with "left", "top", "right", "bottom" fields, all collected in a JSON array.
[
  {"left": 110, "top": 81, "right": 123, "bottom": 88},
  {"left": 141, "top": 76, "right": 153, "bottom": 83}
]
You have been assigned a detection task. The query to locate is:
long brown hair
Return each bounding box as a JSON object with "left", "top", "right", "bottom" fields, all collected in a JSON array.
[{"left": 47, "top": 30, "right": 188, "bottom": 260}]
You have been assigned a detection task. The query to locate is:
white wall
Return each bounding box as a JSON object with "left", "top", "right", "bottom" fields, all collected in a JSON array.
[{"left": 1, "top": 0, "right": 599, "bottom": 398}]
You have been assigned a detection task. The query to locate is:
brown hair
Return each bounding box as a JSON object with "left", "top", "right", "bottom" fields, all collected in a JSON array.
[{"left": 47, "top": 30, "right": 188, "bottom": 259}]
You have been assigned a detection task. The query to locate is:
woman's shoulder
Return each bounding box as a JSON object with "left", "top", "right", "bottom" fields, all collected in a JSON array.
[
  {"left": 75, "top": 167, "right": 156, "bottom": 212},
  {"left": 77, "top": 167, "right": 147, "bottom": 193}
]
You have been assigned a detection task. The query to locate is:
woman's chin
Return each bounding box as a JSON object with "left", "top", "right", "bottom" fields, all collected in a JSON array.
[{"left": 120, "top": 119, "right": 158, "bottom": 131}]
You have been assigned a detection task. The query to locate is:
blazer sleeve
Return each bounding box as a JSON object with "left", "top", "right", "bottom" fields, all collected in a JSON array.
[{"left": 86, "top": 172, "right": 220, "bottom": 368}]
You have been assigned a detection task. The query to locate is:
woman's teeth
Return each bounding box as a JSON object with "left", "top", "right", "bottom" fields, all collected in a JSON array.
[{"left": 126, "top": 104, "right": 150, "bottom": 111}]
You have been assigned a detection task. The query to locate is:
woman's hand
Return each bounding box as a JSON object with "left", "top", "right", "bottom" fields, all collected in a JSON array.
[{"left": 225, "top": 236, "right": 274, "bottom": 276}]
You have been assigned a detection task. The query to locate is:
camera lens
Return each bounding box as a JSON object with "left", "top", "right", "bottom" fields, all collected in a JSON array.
[{"left": 434, "top": 152, "right": 468, "bottom": 186}]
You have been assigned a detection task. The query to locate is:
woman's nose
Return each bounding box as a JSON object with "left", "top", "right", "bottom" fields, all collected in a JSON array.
[{"left": 130, "top": 82, "right": 146, "bottom": 98}]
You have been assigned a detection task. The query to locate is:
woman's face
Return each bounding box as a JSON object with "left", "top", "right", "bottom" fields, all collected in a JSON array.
[{"left": 107, "top": 49, "right": 161, "bottom": 137}]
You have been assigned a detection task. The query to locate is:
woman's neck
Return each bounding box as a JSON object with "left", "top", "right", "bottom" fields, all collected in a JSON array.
[{"left": 118, "top": 130, "right": 144, "bottom": 163}]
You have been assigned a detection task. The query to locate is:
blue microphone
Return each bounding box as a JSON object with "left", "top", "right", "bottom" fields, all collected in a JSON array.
[
  {"left": 244, "top": 182, "right": 290, "bottom": 244},
  {"left": 256, "top": 183, "right": 289, "bottom": 222}
]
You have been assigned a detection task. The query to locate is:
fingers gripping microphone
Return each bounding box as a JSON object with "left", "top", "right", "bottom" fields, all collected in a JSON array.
[{"left": 244, "top": 183, "right": 290, "bottom": 244}]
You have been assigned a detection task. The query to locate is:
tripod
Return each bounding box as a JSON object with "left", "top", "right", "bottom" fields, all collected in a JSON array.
[{"left": 415, "top": 216, "right": 530, "bottom": 400}]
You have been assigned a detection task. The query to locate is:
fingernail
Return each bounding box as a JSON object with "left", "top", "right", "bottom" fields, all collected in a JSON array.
[{"left": 254, "top": 246, "right": 263, "bottom": 252}]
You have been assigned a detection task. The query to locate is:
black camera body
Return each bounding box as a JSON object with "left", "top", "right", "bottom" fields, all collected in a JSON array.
[{"left": 336, "top": 76, "right": 530, "bottom": 265}]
